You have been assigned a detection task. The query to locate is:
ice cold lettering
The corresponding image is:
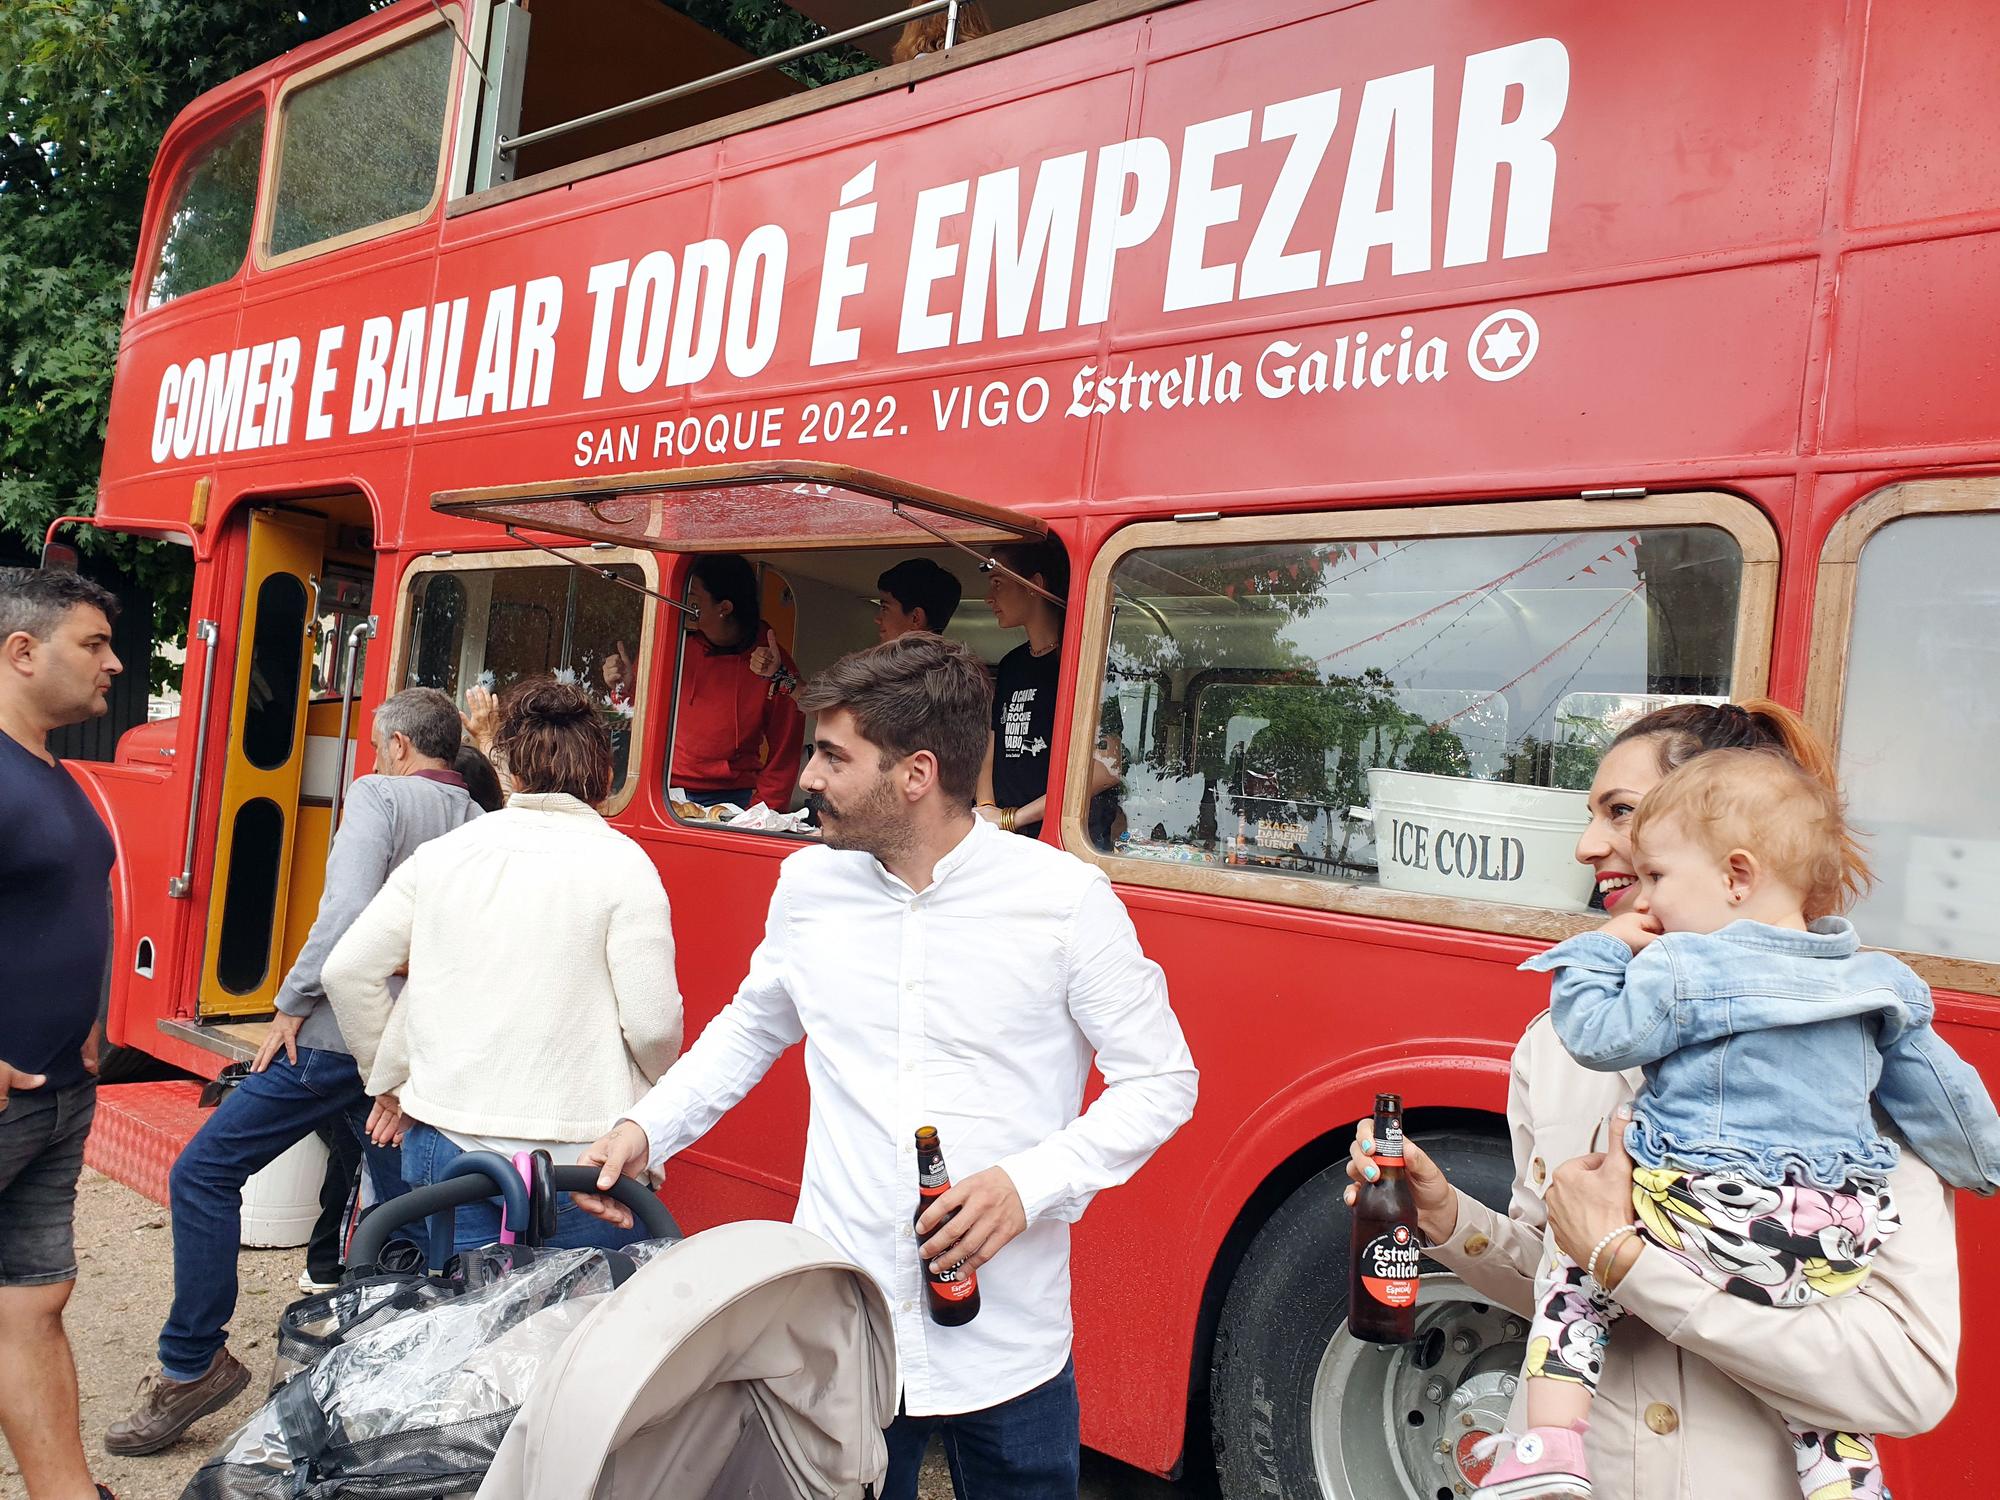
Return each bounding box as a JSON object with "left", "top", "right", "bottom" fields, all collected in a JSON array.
[{"left": 1387, "top": 817, "right": 1529, "bottom": 883}]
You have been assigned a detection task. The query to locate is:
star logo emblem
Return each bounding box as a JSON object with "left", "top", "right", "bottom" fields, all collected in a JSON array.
[{"left": 1467, "top": 308, "right": 1540, "bottom": 382}]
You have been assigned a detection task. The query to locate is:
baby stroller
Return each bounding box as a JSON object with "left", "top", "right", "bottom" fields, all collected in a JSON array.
[
  {"left": 181, "top": 1151, "right": 679, "bottom": 1499},
  {"left": 478, "top": 1218, "right": 897, "bottom": 1499}
]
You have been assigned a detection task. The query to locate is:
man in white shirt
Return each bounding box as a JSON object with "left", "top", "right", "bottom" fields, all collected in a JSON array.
[{"left": 578, "top": 632, "right": 1197, "bottom": 1499}]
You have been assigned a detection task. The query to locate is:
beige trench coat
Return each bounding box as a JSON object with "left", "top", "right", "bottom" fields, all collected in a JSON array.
[{"left": 1426, "top": 1014, "right": 1962, "bottom": 1500}]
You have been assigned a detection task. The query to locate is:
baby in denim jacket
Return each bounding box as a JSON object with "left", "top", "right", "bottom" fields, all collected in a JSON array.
[{"left": 1477, "top": 748, "right": 2000, "bottom": 1500}]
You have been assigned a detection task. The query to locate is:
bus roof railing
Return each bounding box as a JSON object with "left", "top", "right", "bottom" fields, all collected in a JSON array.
[{"left": 499, "top": 0, "right": 965, "bottom": 160}]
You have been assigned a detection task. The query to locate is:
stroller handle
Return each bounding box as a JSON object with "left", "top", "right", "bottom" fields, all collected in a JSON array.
[
  {"left": 347, "top": 1159, "right": 678, "bottom": 1269},
  {"left": 543, "top": 1166, "right": 680, "bottom": 1238}
]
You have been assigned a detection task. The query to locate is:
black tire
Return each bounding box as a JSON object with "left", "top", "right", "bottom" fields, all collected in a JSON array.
[{"left": 1210, "top": 1128, "right": 1516, "bottom": 1500}]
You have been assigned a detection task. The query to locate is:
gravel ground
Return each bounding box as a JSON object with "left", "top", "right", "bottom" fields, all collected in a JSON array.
[{"left": 3, "top": 1171, "right": 1195, "bottom": 1500}]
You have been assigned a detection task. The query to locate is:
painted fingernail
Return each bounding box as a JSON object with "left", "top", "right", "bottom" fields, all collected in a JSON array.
[{"left": 1364, "top": 1163, "right": 1379, "bottom": 1181}]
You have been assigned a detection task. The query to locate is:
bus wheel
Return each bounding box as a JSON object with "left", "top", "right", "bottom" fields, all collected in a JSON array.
[{"left": 1210, "top": 1131, "right": 1517, "bottom": 1500}]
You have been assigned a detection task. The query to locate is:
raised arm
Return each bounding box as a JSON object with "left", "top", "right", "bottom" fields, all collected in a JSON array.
[{"left": 754, "top": 660, "right": 805, "bottom": 811}]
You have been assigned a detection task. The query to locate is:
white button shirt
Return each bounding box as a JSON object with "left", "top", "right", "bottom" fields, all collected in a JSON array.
[{"left": 625, "top": 815, "right": 1199, "bottom": 1415}]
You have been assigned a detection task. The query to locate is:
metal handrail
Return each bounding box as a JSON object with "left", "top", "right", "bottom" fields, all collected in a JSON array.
[
  {"left": 329, "top": 617, "right": 377, "bottom": 832},
  {"left": 167, "top": 620, "right": 221, "bottom": 900},
  {"left": 500, "top": 0, "right": 959, "bottom": 158}
]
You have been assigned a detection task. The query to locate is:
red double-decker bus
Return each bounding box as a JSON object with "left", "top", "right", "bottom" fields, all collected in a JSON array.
[{"left": 66, "top": 1, "right": 1997, "bottom": 1493}]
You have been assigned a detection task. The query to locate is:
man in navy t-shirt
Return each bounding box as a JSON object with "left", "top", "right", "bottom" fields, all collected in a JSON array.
[{"left": 0, "top": 565, "right": 122, "bottom": 1500}]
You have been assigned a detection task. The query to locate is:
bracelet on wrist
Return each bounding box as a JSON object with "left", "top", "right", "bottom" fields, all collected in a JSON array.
[
  {"left": 1585, "top": 1223, "right": 1640, "bottom": 1285},
  {"left": 1600, "top": 1233, "right": 1645, "bottom": 1290},
  {"left": 1000, "top": 807, "right": 1017, "bottom": 832}
]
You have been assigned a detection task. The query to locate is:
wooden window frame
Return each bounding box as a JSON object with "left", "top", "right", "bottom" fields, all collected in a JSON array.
[
  {"left": 254, "top": 6, "right": 464, "bottom": 272},
  {"left": 1061, "top": 493, "right": 1780, "bottom": 943},
  {"left": 1803, "top": 478, "right": 2000, "bottom": 996},
  {"left": 387, "top": 545, "right": 661, "bottom": 817}
]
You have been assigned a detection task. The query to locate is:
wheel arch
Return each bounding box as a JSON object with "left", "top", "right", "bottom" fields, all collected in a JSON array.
[{"left": 1172, "top": 1044, "right": 1516, "bottom": 1462}]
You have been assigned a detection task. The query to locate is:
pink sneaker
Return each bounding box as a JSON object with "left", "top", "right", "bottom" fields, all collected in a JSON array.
[{"left": 1471, "top": 1423, "right": 1592, "bottom": 1499}]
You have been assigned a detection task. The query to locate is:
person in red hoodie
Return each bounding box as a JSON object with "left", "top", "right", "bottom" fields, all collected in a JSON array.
[{"left": 673, "top": 554, "right": 803, "bottom": 811}]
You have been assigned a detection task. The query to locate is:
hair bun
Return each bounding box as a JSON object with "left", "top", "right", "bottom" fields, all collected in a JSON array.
[{"left": 500, "top": 678, "right": 596, "bottom": 728}]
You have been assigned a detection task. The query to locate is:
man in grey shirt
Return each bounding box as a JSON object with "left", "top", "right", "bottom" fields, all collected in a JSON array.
[{"left": 107, "top": 688, "right": 480, "bottom": 1457}]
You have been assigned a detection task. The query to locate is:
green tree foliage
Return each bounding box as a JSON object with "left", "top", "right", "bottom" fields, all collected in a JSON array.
[
  {"left": 673, "top": 0, "right": 879, "bottom": 87},
  {"left": 1104, "top": 541, "right": 1474, "bottom": 874},
  {"left": 0, "top": 0, "right": 376, "bottom": 676}
]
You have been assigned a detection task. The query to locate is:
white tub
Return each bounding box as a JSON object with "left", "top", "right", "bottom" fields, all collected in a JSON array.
[
  {"left": 1364, "top": 769, "right": 1595, "bottom": 911},
  {"left": 239, "top": 1131, "right": 330, "bottom": 1249}
]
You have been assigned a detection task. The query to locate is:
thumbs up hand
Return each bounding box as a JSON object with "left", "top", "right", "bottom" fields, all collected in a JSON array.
[{"left": 748, "top": 627, "right": 781, "bottom": 679}]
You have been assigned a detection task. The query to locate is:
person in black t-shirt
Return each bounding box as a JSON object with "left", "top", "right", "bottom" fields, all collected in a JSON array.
[
  {"left": 976, "top": 541, "right": 1117, "bottom": 840},
  {"left": 0, "top": 565, "right": 123, "bottom": 1500}
]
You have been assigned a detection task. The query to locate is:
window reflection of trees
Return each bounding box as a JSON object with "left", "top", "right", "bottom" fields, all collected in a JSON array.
[{"left": 1098, "top": 528, "right": 1742, "bottom": 886}]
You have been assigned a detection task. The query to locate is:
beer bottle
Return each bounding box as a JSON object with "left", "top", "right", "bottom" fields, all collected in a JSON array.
[
  {"left": 1347, "top": 1092, "right": 1418, "bottom": 1343},
  {"left": 914, "top": 1126, "right": 981, "bottom": 1326}
]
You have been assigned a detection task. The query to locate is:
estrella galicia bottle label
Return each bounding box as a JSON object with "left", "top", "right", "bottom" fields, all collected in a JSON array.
[
  {"left": 1359, "top": 1222, "right": 1419, "bottom": 1307},
  {"left": 919, "top": 1158, "right": 979, "bottom": 1302}
]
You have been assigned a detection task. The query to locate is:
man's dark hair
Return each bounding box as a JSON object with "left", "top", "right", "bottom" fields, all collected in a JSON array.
[
  {"left": 0, "top": 567, "right": 120, "bottom": 641},
  {"left": 798, "top": 634, "right": 992, "bottom": 806},
  {"left": 689, "top": 553, "right": 762, "bottom": 642},
  {"left": 374, "top": 687, "right": 462, "bottom": 762},
  {"left": 990, "top": 538, "right": 1069, "bottom": 602},
  {"left": 878, "top": 558, "right": 962, "bottom": 633},
  {"left": 496, "top": 678, "right": 616, "bottom": 803}
]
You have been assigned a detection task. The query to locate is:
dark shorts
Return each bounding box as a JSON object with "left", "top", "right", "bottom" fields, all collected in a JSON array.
[{"left": 0, "top": 1081, "right": 97, "bottom": 1288}]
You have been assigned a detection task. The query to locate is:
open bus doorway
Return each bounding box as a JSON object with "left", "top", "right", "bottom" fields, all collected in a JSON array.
[{"left": 173, "top": 494, "right": 376, "bottom": 1059}]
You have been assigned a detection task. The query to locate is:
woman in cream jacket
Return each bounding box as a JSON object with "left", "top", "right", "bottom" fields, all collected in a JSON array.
[
  {"left": 1347, "top": 702, "right": 1960, "bottom": 1499},
  {"left": 326, "top": 679, "right": 682, "bottom": 1256}
]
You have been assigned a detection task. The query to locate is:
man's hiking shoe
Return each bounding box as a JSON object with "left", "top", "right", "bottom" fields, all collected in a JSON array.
[{"left": 104, "top": 1348, "right": 250, "bottom": 1455}]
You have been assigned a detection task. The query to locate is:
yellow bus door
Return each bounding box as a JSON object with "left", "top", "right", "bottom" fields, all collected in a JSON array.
[{"left": 198, "top": 510, "right": 323, "bottom": 1017}]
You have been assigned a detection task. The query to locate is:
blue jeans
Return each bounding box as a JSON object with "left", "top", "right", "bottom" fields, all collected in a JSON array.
[
  {"left": 160, "top": 1047, "right": 402, "bottom": 1380},
  {"left": 398, "top": 1123, "right": 648, "bottom": 1263},
  {"left": 881, "top": 1359, "right": 1080, "bottom": 1500}
]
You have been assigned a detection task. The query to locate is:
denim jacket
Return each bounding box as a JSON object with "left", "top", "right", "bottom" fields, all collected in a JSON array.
[{"left": 1521, "top": 918, "right": 2000, "bottom": 1193}]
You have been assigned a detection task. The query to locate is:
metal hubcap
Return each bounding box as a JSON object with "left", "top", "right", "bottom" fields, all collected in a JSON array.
[{"left": 1310, "top": 1274, "right": 1527, "bottom": 1500}]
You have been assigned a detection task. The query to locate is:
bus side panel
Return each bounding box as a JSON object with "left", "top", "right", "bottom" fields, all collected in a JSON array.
[
  {"left": 68, "top": 763, "right": 192, "bottom": 1061},
  {"left": 1883, "top": 1010, "right": 2000, "bottom": 1493}
]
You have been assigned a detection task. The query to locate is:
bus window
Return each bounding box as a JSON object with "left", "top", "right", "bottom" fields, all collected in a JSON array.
[
  {"left": 265, "top": 16, "right": 457, "bottom": 263},
  {"left": 489, "top": 1, "right": 1020, "bottom": 184},
  {"left": 1836, "top": 509, "right": 2000, "bottom": 965},
  {"left": 143, "top": 108, "right": 264, "bottom": 309},
  {"left": 400, "top": 557, "right": 652, "bottom": 810},
  {"left": 1093, "top": 523, "right": 1747, "bottom": 914}
]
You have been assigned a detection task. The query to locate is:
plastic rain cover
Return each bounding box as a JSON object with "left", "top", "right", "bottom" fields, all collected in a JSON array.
[{"left": 180, "top": 1242, "right": 670, "bottom": 1500}]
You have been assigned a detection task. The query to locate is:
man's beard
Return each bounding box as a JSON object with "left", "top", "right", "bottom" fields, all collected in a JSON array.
[{"left": 805, "top": 775, "right": 910, "bottom": 861}]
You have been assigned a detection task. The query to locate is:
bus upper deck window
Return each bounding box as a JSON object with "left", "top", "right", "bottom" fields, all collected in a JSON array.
[
  {"left": 266, "top": 21, "right": 455, "bottom": 261},
  {"left": 144, "top": 109, "right": 264, "bottom": 309}
]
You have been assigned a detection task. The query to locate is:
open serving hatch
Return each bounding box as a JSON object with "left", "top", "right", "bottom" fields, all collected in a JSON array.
[{"left": 431, "top": 460, "right": 1047, "bottom": 555}]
